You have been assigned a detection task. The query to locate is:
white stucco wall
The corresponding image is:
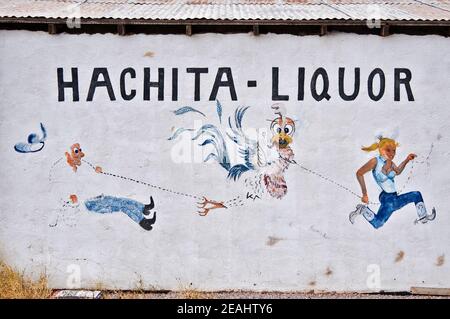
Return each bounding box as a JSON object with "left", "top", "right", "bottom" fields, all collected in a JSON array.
[{"left": 0, "top": 30, "right": 449, "bottom": 292}]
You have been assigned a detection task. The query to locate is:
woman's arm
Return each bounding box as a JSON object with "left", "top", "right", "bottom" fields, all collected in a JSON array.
[
  {"left": 356, "top": 158, "right": 377, "bottom": 204},
  {"left": 392, "top": 153, "right": 417, "bottom": 175}
]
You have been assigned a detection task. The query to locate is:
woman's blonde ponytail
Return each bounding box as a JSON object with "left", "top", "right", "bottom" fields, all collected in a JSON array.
[
  {"left": 361, "top": 137, "right": 398, "bottom": 152},
  {"left": 361, "top": 142, "right": 380, "bottom": 152}
]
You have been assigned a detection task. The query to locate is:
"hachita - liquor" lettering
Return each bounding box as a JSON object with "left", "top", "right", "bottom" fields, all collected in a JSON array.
[{"left": 57, "top": 67, "right": 414, "bottom": 103}]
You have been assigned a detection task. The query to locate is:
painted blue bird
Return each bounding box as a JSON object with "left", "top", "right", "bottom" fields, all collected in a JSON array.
[{"left": 14, "top": 123, "right": 47, "bottom": 153}]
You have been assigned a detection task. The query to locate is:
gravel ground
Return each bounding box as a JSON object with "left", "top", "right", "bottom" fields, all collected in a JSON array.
[{"left": 104, "top": 291, "right": 449, "bottom": 299}]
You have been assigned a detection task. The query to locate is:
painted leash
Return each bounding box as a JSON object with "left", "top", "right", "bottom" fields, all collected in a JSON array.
[{"left": 284, "top": 143, "right": 434, "bottom": 206}]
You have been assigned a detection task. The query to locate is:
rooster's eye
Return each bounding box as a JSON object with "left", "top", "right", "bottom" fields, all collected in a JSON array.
[
  {"left": 74, "top": 149, "right": 79, "bottom": 154},
  {"left": 272, "top": 123, "right": 282, "bottom": 134},
  {"left": 284, "top": 124, "right": 294, "bottom": 135}
]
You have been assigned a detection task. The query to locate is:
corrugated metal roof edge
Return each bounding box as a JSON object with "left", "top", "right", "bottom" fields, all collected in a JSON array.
[{"left": 1, "top": 17, "right": 450, "bottom": 25}]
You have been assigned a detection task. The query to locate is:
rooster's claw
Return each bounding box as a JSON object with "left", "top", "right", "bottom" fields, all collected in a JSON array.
[{"left": 196, "top": 197, "right": 227, "bottom": 216}]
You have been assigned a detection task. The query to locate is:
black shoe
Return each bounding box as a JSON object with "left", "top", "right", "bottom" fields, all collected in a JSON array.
[
  {"left": 349, "top": 204, "right": 365, "bottom": 224},
  {"left": 139, "top": 212, "right": 156, "bottom": 231},
  {"left": 143, "top": 196, "right": 155, "bottom": 215},
  {"left": 427, "top": 207, "right": 437, "bottom": 221},
  {"left": 414, "top": 207, "right": 436, "bottom": 225}
]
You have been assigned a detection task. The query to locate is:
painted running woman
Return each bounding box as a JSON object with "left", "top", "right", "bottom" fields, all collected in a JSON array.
[{"left": 350, "top": 136, "right": 436, "bottom": 228}]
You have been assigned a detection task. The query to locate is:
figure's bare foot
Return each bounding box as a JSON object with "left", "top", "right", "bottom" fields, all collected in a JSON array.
[
  {"left": 95, "top": 166, "right": 103, "bottom": 173},
  {"left": 197, "top": 197, "right": 227, "bottom": 216}
]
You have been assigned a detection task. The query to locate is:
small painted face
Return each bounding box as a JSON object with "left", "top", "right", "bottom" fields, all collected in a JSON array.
[
  {"left": 380, "top": 143, "right": 396, "bottom": 160},
  {"left": 70, "top": 143, "right": 85, "bottom": 159},
  {"left": 270, "top": 117, "right": 295, "bottom": 149}
]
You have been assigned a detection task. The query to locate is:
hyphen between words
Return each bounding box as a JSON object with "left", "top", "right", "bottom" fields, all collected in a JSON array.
[{"left": 57, "top": 67, "right": 415, "bottom": 102}]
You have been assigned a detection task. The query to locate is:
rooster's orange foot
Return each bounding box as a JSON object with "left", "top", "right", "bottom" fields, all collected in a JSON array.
[{"left": 197, "top": 197, "right": 227, "bottom": 216}]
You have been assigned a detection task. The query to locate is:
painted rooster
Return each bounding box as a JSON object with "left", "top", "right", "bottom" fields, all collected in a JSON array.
[
  {"left": 224, "top": 106, "right": 296, "bottom": 200},
  {"left": 170, "top": 105, "right": 297, "bottom": 215}
]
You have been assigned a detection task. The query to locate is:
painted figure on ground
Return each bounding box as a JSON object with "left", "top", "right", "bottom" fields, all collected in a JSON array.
[
  {"left": 350, "top": 136, "right": 436, "bottom": 228},
  {"left": 55, "top": 143, "right": 157, "bottom": 231}
]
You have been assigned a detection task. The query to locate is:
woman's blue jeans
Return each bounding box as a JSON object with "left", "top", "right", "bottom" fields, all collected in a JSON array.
[{"left": 369, "top": 191, "right": 423, "bottom": 229}]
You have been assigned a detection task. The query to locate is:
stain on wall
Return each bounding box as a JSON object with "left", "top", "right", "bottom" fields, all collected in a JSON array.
[
  {"left": 266, "top": 236, "right": 283, "bottom": 246},
  {"left": 436, "top": 255, "right": 445, "bottom": 267},
  {"left": 395, "top": 251, "right": 405, "bottom": 263}
]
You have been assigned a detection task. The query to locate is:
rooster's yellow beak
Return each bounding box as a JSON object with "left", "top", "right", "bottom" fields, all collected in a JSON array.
[{"left": 272, "top": 133, "right": 292, "bottom": 148}]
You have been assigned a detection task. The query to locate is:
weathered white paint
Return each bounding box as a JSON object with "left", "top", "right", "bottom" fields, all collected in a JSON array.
[{"left": 0, "top": 30, "right": 449, "bottom": 292}]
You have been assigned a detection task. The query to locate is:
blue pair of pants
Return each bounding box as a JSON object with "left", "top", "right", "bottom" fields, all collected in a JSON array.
[
  {"left": 369, "top": 191, "right": 423, "bottom": 229},
  {"left": 84, "top": 195, "right": 145, "bottom": 224}
]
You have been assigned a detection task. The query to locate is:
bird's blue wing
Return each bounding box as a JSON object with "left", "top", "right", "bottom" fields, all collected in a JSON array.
[{"left": 227, "top": 106, "right": 260, "bottom": 170}]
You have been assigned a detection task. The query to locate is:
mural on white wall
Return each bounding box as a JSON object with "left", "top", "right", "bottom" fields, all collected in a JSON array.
[
  {"left": 1, "top": 31, "right": 448, "bottom": 291},
  {"left": 24, "top": 81, "right": 439, "bottom": 230},
  {"left": 44, "top": 99, "right": 437, "bottom": 231}
]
